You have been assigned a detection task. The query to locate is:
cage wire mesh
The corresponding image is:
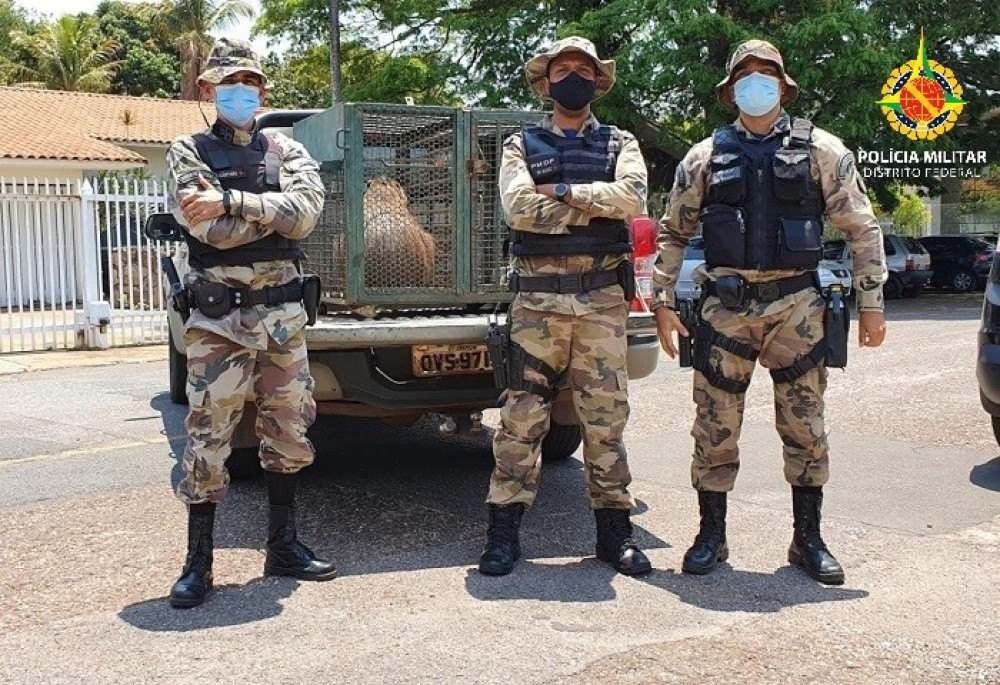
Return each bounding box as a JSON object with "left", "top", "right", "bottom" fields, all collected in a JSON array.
[
  {"left": 360, "top": 106, "right": 455, "bottom": 293},
  {"left": 472, "top": 117, "right": 526, "bottom": 292},
  {"left": 303, "top": 105, "right": 540, "bottom": 309},
  {"left": 303, "top": 162, "right": 347, "bottom": 301}
]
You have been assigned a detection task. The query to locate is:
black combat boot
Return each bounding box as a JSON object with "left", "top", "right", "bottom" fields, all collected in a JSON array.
[
  {"left": 478, "top": 503, "right": 525, "bottom": 576},
  {"left": 682, "top": 491, "right": 729, "bottom": 575},
  {"left": 789, "top": 486, "right": 845, "bottom": 585},
  {"left": 594, "top": 508, "right": 652, "bottom": 576},
  {"left": 263, "top": 472, "right": 337, "bottom": 581},
  {"left": 169, "top": 502, "right": 215, "bottom": 609}
]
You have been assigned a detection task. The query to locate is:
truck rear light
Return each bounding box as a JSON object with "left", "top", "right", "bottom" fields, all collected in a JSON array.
[{"left": 630, "top": 217, "right": 658, "bottom": 311}]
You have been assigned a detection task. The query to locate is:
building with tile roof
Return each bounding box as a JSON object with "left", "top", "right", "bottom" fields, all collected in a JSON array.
[{"left": 0, "top": 87, "right": 218, "bottom": 181}]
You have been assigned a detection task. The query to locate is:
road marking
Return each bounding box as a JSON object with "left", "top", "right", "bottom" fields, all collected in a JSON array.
[{"left": 0, "top": 436, "right": 185, "bottom": 468}]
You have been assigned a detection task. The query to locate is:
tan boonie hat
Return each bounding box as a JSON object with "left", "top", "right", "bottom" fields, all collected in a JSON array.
[
  {"left": 525, "top": 36, "right": 616, "bottom": 102},
  {"left": 197, "top": 38, "right": 269, "bottom": 87},
  {"left": 715, "top": 39, "right": 798, "bottom": 108}
]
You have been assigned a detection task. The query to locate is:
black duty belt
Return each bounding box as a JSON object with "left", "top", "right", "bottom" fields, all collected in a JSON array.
[
  {"left": 190, "top": 280, "right": 304, "bottom": 312},
  {"left": 509, "top": 268, "right": 620, "bottom": 294},
  {"left": 705, "top": 272, "right": 816, "bottom": 303}
]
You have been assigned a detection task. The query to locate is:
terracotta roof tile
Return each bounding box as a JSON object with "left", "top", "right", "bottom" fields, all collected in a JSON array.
[{"left": 0, "top": 87, "right": 218, "bottom": 164}]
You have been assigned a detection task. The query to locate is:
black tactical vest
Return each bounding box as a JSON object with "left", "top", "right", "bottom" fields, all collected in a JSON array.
[
  {"left": 699, "top": 117, "right": 825, "bottom": 271},
  {"left": 511, "top": 124, "right": 632, "bottom": 257},
  {"left": 185, "top": 121, "right": 305, "bottom": 269}
]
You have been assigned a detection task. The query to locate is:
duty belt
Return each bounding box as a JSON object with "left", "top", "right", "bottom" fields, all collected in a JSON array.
[
  {"left": 190, "top": 280, "right": 304, "bottom": 311},
  {"left": 508, "top": 268, "right": 620, "bottom": 294},
  {"left": 705, "top": 272, "right": 816, "bottom": 303}
]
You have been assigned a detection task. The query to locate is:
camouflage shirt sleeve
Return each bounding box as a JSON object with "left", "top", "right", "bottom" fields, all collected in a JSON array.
[
  {"left": 167, "top": 135, "right": 275, "bottom": 249},
  {"left": 652, "top": 138, "right": 712, "bottom": 309},
  {"left": 230, "top": 132, "right": 325, "bottom": 240},
  {"left": 811, "top": 128, "right": 887, "bottom": 311},
  {"left": 498, "top": 132, "right": 591, "bottom": 235},
  {"left": 564, "top": 132, "right": 647, "bottom": 219}
]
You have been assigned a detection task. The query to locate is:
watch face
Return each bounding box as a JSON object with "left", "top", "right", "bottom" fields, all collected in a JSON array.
[{"left": 556, "top": 183, "right": 569, "bottom": 199}]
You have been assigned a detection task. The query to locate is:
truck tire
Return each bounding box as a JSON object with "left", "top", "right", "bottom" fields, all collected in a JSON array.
[
  {"left": 168, "top": 333, "right": 188, "bottom": 405},
  {"left": 543, "top": 421, "right": 582, "bottom": 460},
  {"left": 903, "top": 284, "right": 924, "bottom": 298},
  {"left": 227, "top": 447, "right": 261, "bottom": 480}
]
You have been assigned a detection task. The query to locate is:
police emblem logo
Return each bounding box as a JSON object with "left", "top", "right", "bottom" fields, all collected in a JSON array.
[{"left": 876, "top": 31, "right": 966, "bottom": 141}]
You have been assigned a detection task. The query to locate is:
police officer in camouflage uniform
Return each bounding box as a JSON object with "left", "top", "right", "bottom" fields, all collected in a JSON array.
[
  {"left": 653, "top": 40, "right": 888, "bottom": 585},
  {"left": 166, "top": 39, "right": 334, "bottom": 609},
  {"left": 480, "top": 37, "right": 652, "bottom": 577}
]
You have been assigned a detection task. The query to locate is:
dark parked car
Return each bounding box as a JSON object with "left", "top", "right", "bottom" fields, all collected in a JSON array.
[
  {"left": 976, "top": 236, "right": 1000, "bottom": 445},
  {"left": 918, "top": 235, "right": 995, "bottom": 292}
]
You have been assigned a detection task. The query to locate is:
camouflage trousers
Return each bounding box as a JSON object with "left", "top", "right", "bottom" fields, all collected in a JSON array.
[
  {"left": 175, "top": 328, "right": 317, "bottom": 505},
  {"left": 487, "top": 301, "right": 633, "bottom": 510},
  {"left": 691, "top": 288, "right": 829, "bottom": 492}
]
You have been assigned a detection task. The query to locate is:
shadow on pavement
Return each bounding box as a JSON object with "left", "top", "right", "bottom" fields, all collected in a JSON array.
[
  {"left": 464, "top": 561, "right": 620, "bottom": 602},
  {"left": 119, "top": 577, "right": 299, "bottom": 632},
  {"left": 639, "top": 566, "right": 868, "bottom": 613},
  {"left": 970, "top": 457, "right": 1000, "bottom": 491},
  {"left": 132, "top": 408, "right": 670, "bottom": 621}
]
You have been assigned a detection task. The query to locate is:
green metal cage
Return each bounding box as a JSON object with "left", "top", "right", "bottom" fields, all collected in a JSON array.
[{"left": 293, "top": 104, "right": 541, "bottom": 310}]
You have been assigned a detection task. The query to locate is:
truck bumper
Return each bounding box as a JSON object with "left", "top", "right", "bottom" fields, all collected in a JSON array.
[{"left": 307, "top": 312, "right": 660, "bottom": 411}]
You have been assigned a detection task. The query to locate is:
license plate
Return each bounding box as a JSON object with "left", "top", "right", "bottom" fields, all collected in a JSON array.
[{"left": 412, "top": 344, "right": 493, "bottom": 377}]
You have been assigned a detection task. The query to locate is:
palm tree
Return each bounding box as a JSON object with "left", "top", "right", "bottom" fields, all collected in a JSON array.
[
  {"left": 12, "top": 16, "right": 121, "bottom": 92},
  {"left": 159, "top": 0, "right": 255, "bottom": 100}
]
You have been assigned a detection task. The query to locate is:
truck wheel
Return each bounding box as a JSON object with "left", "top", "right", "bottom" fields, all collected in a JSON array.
[
  {"left": 168, "top": 333, "right": 188, "bottom": 405},
  {"left": 951, "top": 269, "right": 976, "bottom": 292},
  {"left": 227, "top": 447, "right": 261, "bottom": 480},
  {"left": 903, "top": 284, "right": 924, "bottom": 298},
  {"left": 883, "top": 274, "right": 903, "bottom": 300},
  {"left": 543, "top": 421, "right": 582, "bottom": 460}
]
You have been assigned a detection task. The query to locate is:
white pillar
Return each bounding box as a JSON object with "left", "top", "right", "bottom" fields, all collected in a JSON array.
[{"left": 78, "top": 180, "right": 112, "bottom": 349}]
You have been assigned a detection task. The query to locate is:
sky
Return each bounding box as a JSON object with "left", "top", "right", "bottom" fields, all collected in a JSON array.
[{"left": 17, "top": 0, "right": 271, "bottom": 54}]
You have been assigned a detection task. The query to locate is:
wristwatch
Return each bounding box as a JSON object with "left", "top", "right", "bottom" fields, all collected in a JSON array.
[{"left": 554, "top": 183, "right": 570, "bottom": 202}]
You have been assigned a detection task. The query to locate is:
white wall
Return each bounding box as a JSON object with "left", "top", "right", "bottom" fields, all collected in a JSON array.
[
  {"left": 0, "top": 165, "right": 84, "bottom": 184},
  {"left": 123, "top": 145, "right": 169, "bottom": 182}
]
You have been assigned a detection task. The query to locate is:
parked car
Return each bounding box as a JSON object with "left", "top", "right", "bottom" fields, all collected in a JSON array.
[
  {"left": 976, "top": 236, "right": 1000, "bottom": 445},
  {"left": 824, "top": 235, "right": 932, "bottom": 299},
  {"left": 918, "top": 235, "right": 994, "bottom": 292},
  {"left": 674, "top": 237, "right": 852, "bottom": 303}
]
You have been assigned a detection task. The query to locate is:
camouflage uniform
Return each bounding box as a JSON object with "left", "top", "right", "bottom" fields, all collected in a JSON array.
[
  {"left": 653, "top": 47, "right": 887, "bottom": 494},
  {"left": 166, "top": 61, "right": 325, "bottom": 506},
  {"left": 488, "top": 115, "right": 648, "bottom": 510}
]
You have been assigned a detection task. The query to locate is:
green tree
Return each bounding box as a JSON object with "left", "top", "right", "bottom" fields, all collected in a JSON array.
[
  {"left": 12, "top": 15, "right": 122, "bottom": 92},
  {"left": 890, "top": 186, "right": 931, "bottom": 235},
  {"left": 159, "top": 0, "right": 255, "bottom": 100},
  {"left": 96, "top": 1, "right": 181, "bottom": 97},
  {"left": 0, "top": 1, "right": 36, "bottom": 85}
]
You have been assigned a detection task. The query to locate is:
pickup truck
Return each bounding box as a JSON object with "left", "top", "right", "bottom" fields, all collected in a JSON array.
[{"left": 156, "top": 105, "right": 661, "bottom": 474}]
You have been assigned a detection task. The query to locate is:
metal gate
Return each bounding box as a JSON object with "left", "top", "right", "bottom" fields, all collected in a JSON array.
[{"left": 0, "top": 176, "right": 173, "bottom": 353}]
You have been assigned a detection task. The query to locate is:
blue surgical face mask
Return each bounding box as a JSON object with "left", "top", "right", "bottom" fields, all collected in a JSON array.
[
  {"left": 733, "top": 72, "right": 781, "bottom": 117},
  {"left": 215, "top": 83, "right": 261, "bottom": 127}
]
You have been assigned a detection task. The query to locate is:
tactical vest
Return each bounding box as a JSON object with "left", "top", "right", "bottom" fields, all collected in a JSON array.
[
  {"left": 511, "top": 125, "right": 632, "bottom": 257},
  {"left": 185, "top": 122, "right": 305, "bottom": 269},
  {"left": 699, "top": 117, "right": 824, "bottom": 271}
]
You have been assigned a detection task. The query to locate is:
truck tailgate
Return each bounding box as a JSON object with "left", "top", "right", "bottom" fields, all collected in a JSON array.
[{"left": 306, "top": 312, "right": 657, "bottom": 350}]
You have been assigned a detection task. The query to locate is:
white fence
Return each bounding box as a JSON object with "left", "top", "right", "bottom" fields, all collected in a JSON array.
[{"left": 0, "top": 177, "right": 175, "bottom": 353}]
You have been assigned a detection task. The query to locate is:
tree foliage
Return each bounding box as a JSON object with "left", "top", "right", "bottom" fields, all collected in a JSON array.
[
  {"left": 95, "top": 1, "right": 181, "bottom": 97},
  {"left": 158, "top": 0, "right": 255, "bottom": 99},
  {"left": 12, "top": 15, "right": 123, "bottom": 92}
]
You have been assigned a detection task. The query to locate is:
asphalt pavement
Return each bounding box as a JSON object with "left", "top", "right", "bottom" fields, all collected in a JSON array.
[{"left": 0, "top": 293, "right": 997, "bottom": 684}]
